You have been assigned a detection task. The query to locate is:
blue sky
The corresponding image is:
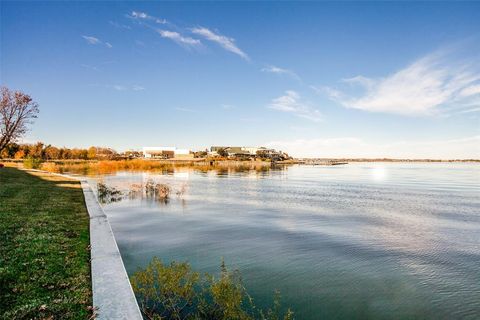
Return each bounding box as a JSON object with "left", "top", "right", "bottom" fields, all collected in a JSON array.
[{"left": 1, "top": 1, "right": 479, "bottom": 158}]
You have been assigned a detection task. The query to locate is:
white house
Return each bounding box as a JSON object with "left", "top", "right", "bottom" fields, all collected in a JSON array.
[
  {"left": 143, "top": 147, "right": 193, "bottom": 159},
  {"left": 242, "top": 147, "right": 260, "bottom": 155}
]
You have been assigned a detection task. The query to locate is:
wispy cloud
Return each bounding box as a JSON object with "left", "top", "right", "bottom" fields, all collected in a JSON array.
[
  {"left": 261, "top": 65, "right": 300, "bottom": 81},
  {"left": 81, "top": 35, "right": 112, "bottom": 48},
  {"left": 133, "top": 85, "right": 145, "bottom": 91},
  {"left": 131, "top": 11, "right": 148, "bottom": 19},
  {"left": 191, "top": 27, "right": 249, "bottom": 60},
  {"left": 459, "top": 84, "right": 480, "bottom": 97},
  {"left": 92, "top": 84, "right": 144, "bottom": 91},
  {"left": 80, "top": 64, "right": 99, "bottom": 71},
  {"left": 126, "top": 12, "right": 249, "bottom": 60},
  {"left": 82, "top": 35, "right": 100, "bottom": 45},
  {"left": 112, "top": 85, "right": 126, "bottom": 91},
  {"left": 127, "top": 10, "right": 201, "bottom": 49},
  {"left": 319, "top": 49, "right": 480, "bottom": 116},
  {"left": 268, "top": 90, "right": 322, "bottom": 122},
  {"left": 157, "top": 30, "right": 201, "bottom": 47},
  {"left": 266, "top": 136, "right": 480, "bottom": 159},
  {"left": 458, "top": 107, "right": 480, "bottom": 114},
  {"left": 221, "top": 104, "right": 236, "bottom": 110},
  {"left": 129, "top": 11, "right": 167, "bottom": 24}
]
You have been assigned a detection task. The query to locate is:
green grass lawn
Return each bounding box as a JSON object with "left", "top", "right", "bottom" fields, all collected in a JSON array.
[{"left": 0, "top": 167, "right": 92, "bottom": 319}]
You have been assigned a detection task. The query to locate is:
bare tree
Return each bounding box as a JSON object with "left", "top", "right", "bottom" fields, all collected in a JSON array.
[{"left": 0, "top": 87, "right": 39, "bottom": 153}]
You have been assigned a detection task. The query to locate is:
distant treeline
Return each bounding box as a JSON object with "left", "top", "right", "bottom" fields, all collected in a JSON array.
[{"left": 0, "top": 142, "right": 126, "bottom": 160}]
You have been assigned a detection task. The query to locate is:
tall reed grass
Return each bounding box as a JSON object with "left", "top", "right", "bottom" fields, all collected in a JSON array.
[{"left": 39, "top": 159, "right": 274, "bottom": 175}]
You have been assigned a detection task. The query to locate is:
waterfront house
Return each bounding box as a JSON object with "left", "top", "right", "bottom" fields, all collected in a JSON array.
[
  {"left": 143, "top": 147, "right": 193, "bottom": 159},
  {"left": 209, "top": 146, "right": 260, "bottom": 157}
]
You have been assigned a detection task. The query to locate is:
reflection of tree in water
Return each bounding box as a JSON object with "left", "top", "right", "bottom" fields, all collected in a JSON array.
[
  {"left": 97, "top": 182, "right": 123, "bottom": 204},
  {"left": 144, "top": 179, "right": 171, "bottom": 204},
  {"left": 96, "top": 179, "right": 188, "bottom": 205},
  {"left": 128, "top": 183, "right": 143, "bottom": 199},
  {"left": 175, "top": 184, "right": 187, "bottom": 197}
]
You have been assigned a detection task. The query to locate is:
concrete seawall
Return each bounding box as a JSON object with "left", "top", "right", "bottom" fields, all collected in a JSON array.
[{"left": 80, "top": 180, "right": 142, "bottom": 319}]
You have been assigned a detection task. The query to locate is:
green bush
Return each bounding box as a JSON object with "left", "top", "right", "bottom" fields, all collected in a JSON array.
[
  {"left": 23, "top": 157, "right": 42, "bottom": 169},
  {"left": 130, "top": 257, "right": 294, "bottom": 320}
]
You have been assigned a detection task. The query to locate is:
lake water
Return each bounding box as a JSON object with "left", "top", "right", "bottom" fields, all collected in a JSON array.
[{"left": 88, "top": 163, "right": 480, "bottom": 319}]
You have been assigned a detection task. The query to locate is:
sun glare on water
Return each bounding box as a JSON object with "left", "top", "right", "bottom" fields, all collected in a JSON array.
[{"left": 371, "top": 166, "right": 388, "bottom": 181}]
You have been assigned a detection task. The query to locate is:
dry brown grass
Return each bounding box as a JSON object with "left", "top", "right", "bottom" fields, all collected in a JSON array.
[
  {"left": 37, "top": 159, "right": 274, "bottom": 175},
  {"left": 40, "top": 162, "right": 59, "bottom": 173}
]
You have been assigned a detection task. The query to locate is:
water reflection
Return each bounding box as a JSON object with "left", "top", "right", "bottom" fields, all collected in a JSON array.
[
  {"left": 97, "top": 182, "right": 123, "bottom": 204},
  {"left": 94, "top": 163, "right": 480, "bottom": 320},
  {"left": 97, "top": 178, "right": 188, "bottom": 205},
  {"left": 370, "top": 165, "right": 387, "bottom": 181},
  {"left": 59, "top": 160, "right": 290, "bottom": 177}
]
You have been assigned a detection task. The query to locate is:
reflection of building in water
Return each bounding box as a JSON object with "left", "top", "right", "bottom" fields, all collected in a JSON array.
[{"left": 142, "top": 147, "right": 193, "bottom": 159}]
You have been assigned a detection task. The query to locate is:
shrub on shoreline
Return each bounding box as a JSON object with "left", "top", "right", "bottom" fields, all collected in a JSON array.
[
  {"left": 23, "top": 157, "right": 42, "bottom": 169},
  {"left": 130, "top": 258, "right": 294, "bottom": 320},
  {"left": 40, "top": 161, "right": 59, "bottom": 173}
]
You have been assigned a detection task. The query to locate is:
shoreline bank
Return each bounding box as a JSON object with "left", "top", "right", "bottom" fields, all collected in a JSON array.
[
  {"left": 0, "top": 167, "right": 141, "bottom": 319},
  {"left": 0, "top": 168, "right": 92, "bottom": 318}
]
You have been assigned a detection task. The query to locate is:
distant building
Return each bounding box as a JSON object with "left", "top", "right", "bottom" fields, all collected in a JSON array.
[
  {"left": 208, "top": 146, "right": 289, "bottom": 160},
  {"left": 242, "top": 147, "right": 260, "bottom": 155},
  {"left": 209, "top": 146, "right": 259, "bottom": 157},
  {"left": 174, "top": 149, "right": 194, "bottom": 159},
  {"left": 143, "top": 147, "right": 193, "bottom": 159}
]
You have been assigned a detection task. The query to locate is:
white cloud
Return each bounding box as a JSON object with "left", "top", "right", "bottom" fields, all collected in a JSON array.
[
  {"left": 127, "top": 11, "right": 203, "bottom": 50},
  {"left": 341, "top": 75, "right": 375, "bottom": 88},
  {"left": 269, "top": 90, "right": 322, "bottom": 122},
  {"left": 191, "top": 27, "right": 249, "bottom": 60},
  {"left": 130, "top": 11, "right": 167, "bottom": 24},
  {"left": 321, "top": 50, "right": 480, "bottom": 116},
  {"left": 132, "top": 11, "right": 148, "bottom": 19},
  {"left": 261, "top": 65, "right": 300, "bottom": 80},
  {"left": 459, "top": 84, "right": 480, "bottom": 97},
  {"left": 97, "top": 84, "right": 145, "bottom": 91},
  {"left": 266, "top": 136, "right": 480, "bottom": 159},
  {"left": 82, "top": 35, "right": 100, "bottom": 45},
  {"left": 157, "top": 30, "right": 201, "bottom": 47},
  {"left": 81, "top": 35, "right": 112, "bottom": 48}
]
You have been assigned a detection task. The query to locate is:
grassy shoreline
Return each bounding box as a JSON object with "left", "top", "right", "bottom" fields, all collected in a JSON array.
[{"left": 0, "top": 167, "right": 92, "bottom": 319}]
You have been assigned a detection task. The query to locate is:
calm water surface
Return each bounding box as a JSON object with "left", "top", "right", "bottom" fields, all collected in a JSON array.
[{"left": 88, "top": 163, "right": 480, "bottom": 319}]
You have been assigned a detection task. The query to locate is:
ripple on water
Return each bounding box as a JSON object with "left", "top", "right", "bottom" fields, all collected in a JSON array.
[{"left": 98, "top": 163, "right": 480, "bottom": 320}]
